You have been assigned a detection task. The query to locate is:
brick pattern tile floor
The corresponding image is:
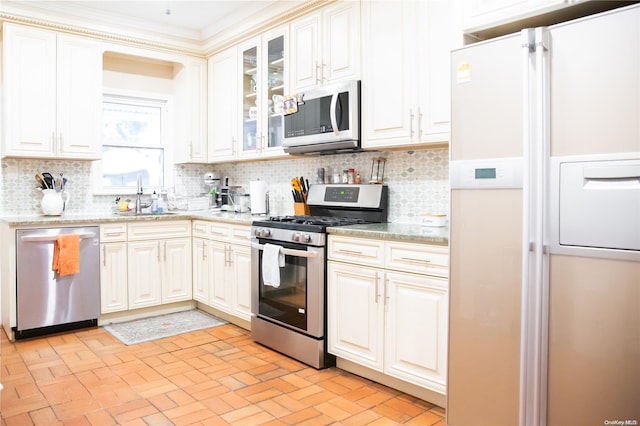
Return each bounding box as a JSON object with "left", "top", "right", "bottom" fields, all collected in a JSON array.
[{"left": 0, "top": 323, "right": 445, "bottom": 425}]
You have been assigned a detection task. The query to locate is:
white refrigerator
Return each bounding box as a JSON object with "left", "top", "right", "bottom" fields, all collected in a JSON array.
[{"left": 448, "top": 4, "right": 640, "bottom": 426}]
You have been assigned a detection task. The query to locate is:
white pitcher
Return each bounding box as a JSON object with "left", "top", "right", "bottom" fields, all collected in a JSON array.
[{"left": 41, "top": 189, "right": 70, "bottom": 216}]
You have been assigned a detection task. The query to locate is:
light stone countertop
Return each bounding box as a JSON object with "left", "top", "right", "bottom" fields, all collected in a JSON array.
[
  {"left": 327, "top": 223, "right": 449, "bottom": 246},
  {"left": 0, "top": 210, "right": 256, "bottom": 227},
  {"left": 2, "top": 212, "right": 448, "bottom": 245}
]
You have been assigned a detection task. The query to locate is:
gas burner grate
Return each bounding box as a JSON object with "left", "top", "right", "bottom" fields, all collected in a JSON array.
[{"left": 267, "top": 215, "right": 367, "bottom": 227}]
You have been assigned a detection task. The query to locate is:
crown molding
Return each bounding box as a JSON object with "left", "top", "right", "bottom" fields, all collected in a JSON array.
[
  {"left": 0, "top": 0, "right": 337, "bottom": 58},
  {"left": 202, "top": 0, "right": 334, "bottom": 56},
  {"left": 0, "top": 9, "right": 205, "bottom": 56}
]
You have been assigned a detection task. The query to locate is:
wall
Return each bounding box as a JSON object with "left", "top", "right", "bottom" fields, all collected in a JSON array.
[{"left": 0, "top": 147, "right": 449, "bottom": 223}]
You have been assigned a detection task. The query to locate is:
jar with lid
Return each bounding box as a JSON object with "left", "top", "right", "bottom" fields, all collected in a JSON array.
[
  {"left": 348, "top": 168, "right": 355, "bottom": 184},
  {"left": 342, "top": 170, "right": 349, "bottom": 183}
]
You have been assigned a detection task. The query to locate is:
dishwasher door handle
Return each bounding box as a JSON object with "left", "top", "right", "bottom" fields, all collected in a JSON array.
[{"left": 20, "top": 232, "right": 97, "bottom": 242}]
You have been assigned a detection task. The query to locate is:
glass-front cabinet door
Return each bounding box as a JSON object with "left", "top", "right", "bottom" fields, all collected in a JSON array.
[
  {"left": 240, "top": 44, "right": 259, "bottom": 157},
  {"left": 238, "top": 28, "right": 287, "bottom": 159},
  {"left": 265, "top": 34, "right": 285, "bottom": 152}
]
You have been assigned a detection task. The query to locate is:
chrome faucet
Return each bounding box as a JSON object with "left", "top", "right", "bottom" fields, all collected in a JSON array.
[{"left": 135, "top": 174, "right": 143, "bottom": 214}]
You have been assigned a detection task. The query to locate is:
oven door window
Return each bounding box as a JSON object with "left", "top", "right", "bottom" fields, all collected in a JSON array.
[{"left": 258, "top": 241, "right": 308, "bottom": 331}]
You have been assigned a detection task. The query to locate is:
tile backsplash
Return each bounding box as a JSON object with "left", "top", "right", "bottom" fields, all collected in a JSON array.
[{"left": 0, "top": 147, "right": 449, "bottom": 223}]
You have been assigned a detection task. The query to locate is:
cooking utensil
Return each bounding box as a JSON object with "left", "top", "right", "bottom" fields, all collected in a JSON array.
[
  {"left": 35, "top": 174, "right": 47, "bottom": 189},
  {"left": 42, "top": 172, "right": 55, "bottom": 190},
  {"left": 300, "top": 176, "right": 307, "bottom": 194},
  {"left": 292, "top": 189, "right": 303, "bottom": 202},
  {"left": 291, "top": 177, "right": 301, "bottom": 193}
]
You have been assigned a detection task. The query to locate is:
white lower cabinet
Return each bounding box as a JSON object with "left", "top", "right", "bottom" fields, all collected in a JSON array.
[
  {"left": 328, "top": 262, "right": 383, "bottom": 370},
  {"left": 127, "top": 221, "right": 192, "bottom": 310},
  {"left": 230, "top": 244, "right": 252, "bottom": 319},
  {"left": 384, "top": 272, "right": 447, "bottom": 393},
  {"left": 192, "top": 237, "right": 211, "bottom": 303},
  {"left": 209, "top": 240, "right": 231, "bottom": 311},
  {"left": 160, "top": 238, "right": 193, "bottom": 304},
  {"left": 128, "top": 240, "right": 164, "bottom": 308},
  {"left": 100, "top": 223, "right": 128, "bottom": 314},
  {"left": 328, "top": 235, "right": 448, "bottom": 395},
  {"left": 192, "top": 221, "right": 252, "bottom": 323}
]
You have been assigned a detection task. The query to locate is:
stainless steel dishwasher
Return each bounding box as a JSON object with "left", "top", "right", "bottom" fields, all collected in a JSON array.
[{"left": 16, "top": 226, "right": 100, "bottom": 339}]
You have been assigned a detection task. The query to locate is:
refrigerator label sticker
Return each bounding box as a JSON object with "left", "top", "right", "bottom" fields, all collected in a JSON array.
[{"left": 457, "top": 62, "right": 471, "bottom": 83}]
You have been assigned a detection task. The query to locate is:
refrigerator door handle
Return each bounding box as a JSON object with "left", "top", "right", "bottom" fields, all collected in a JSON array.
[{"left": 519, "top": 26, "right": 551, "bottom": 426}]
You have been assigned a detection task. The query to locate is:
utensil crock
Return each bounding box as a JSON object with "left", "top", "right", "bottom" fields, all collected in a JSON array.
[{"left": 41, "top": 189, "right": 70, "bottom": 216}]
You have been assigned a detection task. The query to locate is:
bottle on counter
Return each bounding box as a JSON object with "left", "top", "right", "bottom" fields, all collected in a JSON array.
[
  {"left": 355, "top": 173, "right": 362, "bottom": 184},
  {"left": 342, "top": 169, "right": 349, "bottom": 183},
  {"left": 151, "top": 191, "right": 159, "bottom": 213},
  {"left": 348, "top": 168, "right": 355, "bottom": 184}
]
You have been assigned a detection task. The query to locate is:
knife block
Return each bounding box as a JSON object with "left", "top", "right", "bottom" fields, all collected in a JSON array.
[{"left": 294, "top": 202, "right": 310, "bottom": 216}]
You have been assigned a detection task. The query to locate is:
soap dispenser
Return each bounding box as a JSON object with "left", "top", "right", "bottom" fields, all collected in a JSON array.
[{"left": 151, "top": 191, "right": 159, "bottom": 213}]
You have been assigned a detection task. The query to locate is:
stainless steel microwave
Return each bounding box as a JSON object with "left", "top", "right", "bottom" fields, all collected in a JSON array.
[{"left": 283, "top": 80, "right": 360, "bottom": 155}]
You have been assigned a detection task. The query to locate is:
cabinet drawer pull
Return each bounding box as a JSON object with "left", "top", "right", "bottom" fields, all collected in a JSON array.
[
  {"left": 337, "top": 248, "right": 365, "bottom": 255},
  {"left": 399, "top": 256, "right": 431, "bottom": 264}
]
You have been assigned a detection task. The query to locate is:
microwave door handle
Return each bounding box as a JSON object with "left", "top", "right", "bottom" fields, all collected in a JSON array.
[{"left": 330, "top": 89, "right": 340, "bottom": 136}]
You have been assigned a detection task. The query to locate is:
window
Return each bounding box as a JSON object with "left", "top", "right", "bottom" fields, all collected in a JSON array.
[{"left": 92, "top": 93, "right": 172, "bottom": 194}]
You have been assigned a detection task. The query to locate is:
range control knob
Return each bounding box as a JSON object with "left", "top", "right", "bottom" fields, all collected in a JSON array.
[
  {"left": 293, "top": 232, "right": 311, "bottom": 243},
  {"left": 256, "top": 228, "right": 271, "bottom": 238}
]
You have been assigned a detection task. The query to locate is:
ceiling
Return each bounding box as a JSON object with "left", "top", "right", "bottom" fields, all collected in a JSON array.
[{"left": 3, "top": 0, "right": 307, "bottom": 44}]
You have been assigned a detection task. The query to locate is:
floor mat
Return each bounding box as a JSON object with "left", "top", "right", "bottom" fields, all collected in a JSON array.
[{"left": 103, "top": 310, "right": 226, "bottom": 345}]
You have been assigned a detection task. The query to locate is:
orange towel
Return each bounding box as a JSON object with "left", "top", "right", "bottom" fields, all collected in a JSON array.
[{"left": 52, "top": 234, "right": 80, "bottom": 277}]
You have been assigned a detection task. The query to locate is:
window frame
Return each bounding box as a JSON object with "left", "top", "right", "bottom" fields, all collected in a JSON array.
[{"left": 92, "top": 90, "right": 174, "bottom": 195}]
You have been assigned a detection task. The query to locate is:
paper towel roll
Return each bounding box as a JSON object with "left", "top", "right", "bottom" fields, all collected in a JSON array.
[{"left": 250, "top": 180, "right": 267, "bottom": 215}]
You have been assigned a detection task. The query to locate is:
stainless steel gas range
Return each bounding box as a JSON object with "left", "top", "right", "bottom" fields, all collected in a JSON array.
[{"left": 250, "top": 184, "right": 388, "bottom": 369}]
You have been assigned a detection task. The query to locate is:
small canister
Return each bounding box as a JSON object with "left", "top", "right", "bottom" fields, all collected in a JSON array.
[{"left": 348, "top": 168, "right": 355, "bottom": 184}]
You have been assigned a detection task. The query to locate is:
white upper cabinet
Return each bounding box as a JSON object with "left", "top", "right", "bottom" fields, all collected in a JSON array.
[
  {"left": 2, "top": 24, "right": 102, "bottom": 159},
  {"left": 361, "top": 0, "right": 456, "bottom": 149},
  {"left": 237, "top": 27, "right": 288, "bottom": 160},
  {"left": 208, "top": 27, "right": 287, "bottom": 163},
  {"left": 208, "top": 47, "right": 238, "bottom": 162},
  {"left": 174, "top": 57, "right": 208, "bottom": 163},
  {"left": 290, "top": 1, "right": 360, "bottom": 91},
  {"left": 461, "top": 0, "right": 588, "bottom": 35}
]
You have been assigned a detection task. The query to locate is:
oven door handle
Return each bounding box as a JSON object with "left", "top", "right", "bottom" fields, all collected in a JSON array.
[{"left": 251, "top": 242, "right": 318, "bottom": 258}]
